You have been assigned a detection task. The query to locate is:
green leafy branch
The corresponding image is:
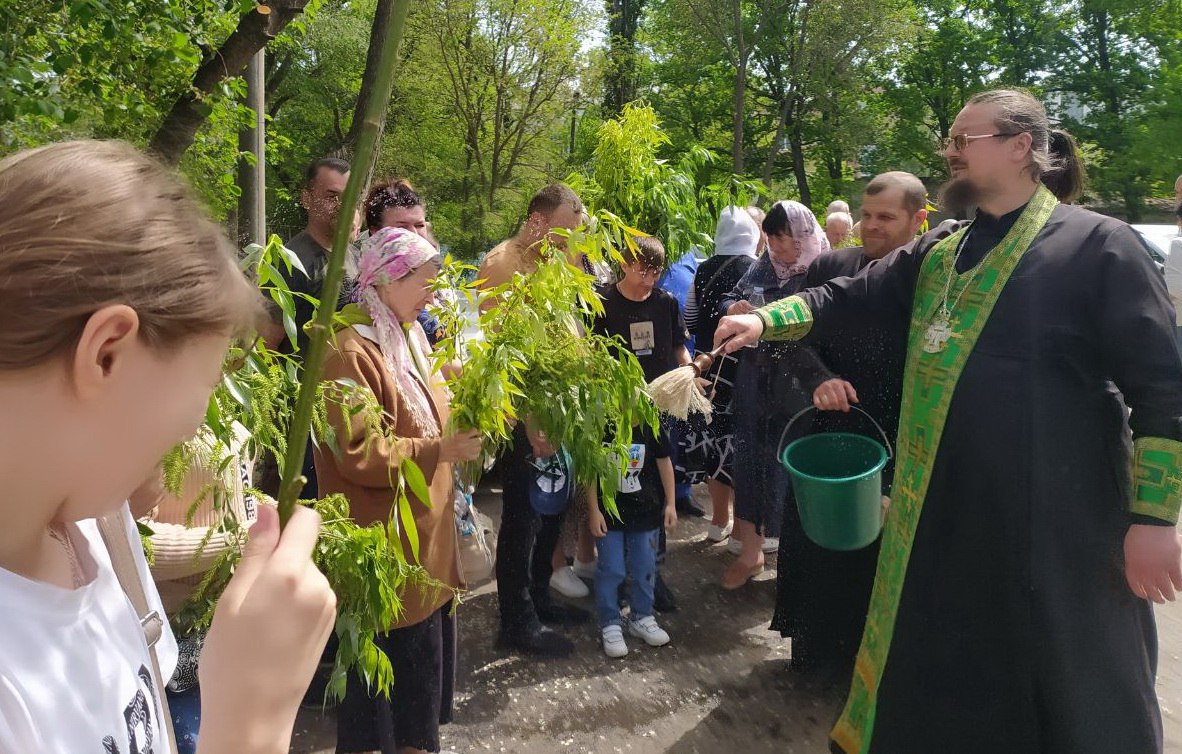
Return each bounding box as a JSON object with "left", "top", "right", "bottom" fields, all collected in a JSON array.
[
  {"left": 567, "top": 102, "right": 767, "bottom": 265},
  {"left": 158, "top": 229, "right": 447, "bottom": 701},
  {"left": 432, "top": 213, "right": 659, "bottom": 515}
]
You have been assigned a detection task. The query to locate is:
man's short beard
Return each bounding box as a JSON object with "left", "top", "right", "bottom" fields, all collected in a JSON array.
[
  {"left": 939, "top": 177, "right": 982, "bottom": 217},
  {"left": 861, "top": 235, "right": 898, "bottom": 259}
]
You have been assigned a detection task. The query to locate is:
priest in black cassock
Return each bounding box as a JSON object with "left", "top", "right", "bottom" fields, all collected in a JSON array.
[{"left": 719, "top": 88, "right": 1182, "bottom": 754}]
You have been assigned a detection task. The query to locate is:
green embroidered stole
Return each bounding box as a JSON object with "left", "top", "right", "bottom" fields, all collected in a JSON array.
[{"left": 831, "top": 185, "right": 1059, "bottom": 754}]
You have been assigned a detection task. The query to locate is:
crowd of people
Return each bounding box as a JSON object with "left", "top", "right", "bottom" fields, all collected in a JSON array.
[{"left": 1, "top": 86, "right": 1181, "bottom": 754}]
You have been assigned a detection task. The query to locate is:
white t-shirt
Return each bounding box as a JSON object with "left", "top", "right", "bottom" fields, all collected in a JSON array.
[{"left": 0, "top": 505, "right": 178, "bottom": 754}]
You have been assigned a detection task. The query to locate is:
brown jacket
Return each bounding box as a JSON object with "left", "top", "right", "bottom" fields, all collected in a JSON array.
[{"left": 314, "top": 326, "right": 463, "bottom": 629}]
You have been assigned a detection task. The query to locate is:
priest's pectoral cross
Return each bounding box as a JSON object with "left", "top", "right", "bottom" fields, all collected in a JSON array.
[{"left": 923, "top": 311, "right": 954, "bottom": 353}]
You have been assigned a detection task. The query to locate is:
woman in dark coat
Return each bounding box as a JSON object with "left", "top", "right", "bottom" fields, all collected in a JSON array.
[
  {"left": 683, "top": 207, "right": 761, "bottom": 540},
  {"left": 720, "top": 201, "right": 831, "bottom": 589}
]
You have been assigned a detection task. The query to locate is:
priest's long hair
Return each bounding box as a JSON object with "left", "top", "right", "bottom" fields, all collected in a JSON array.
[{"left": 968, "top": 89, "right": 1086, "bottom": 204}]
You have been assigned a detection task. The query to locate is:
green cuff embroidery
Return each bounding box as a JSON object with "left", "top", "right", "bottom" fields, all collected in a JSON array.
[
  {"left": 1132, "top": 437, "right": 1182, "bottom": 524},
  {"left": 757, "top": 295, "right": 813, "bottom": 341}
]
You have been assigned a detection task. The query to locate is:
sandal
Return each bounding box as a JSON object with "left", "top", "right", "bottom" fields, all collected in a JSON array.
[{"left": 722, "top": 559, "right": 764, "bottom": 590}]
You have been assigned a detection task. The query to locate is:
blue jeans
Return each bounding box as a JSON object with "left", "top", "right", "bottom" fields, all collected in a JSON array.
[
  {"left": 595, "top": 529, "right": 660, "bottom": 628},
  {"left": 168, "top": 685, "right": 201, "bottom": 754}
]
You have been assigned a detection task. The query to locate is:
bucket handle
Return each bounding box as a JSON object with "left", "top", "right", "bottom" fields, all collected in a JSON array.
[{"left": 777, "top": 405, "right": 894, "bottom": 464}]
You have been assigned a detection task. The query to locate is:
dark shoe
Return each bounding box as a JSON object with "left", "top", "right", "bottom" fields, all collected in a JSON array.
[
  {"left": 653, "top": 574, "right": 679, "bottom": 613},
  {"left": 675, "top": 496, "right": 705, "bottom": 518},
  {"left": 496, "top": 622, "right": 575, "bottom": 657},
  {"left": 532, "top": 594, "right": 591, "bottom": 625}
]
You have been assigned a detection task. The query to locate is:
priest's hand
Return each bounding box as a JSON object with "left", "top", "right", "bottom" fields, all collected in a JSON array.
[
  {"left": 814, "top": 378, "right": 859, "bottom": 413},
  {"left": 1123, "top": 524, "right": 1182, "bottom": 603},
  {"left": 694, "top": 376, "right": 713, "bottom": 398},
  {"left": 716, "top": 314, "right": 764, "bottom": 353}
]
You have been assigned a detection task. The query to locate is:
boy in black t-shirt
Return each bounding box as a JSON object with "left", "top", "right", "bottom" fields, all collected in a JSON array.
[
  {"left": 590, "top": 235, "right": 691, "bottom": 612},
  {"left": 587, "top": 425, "right": 678, "bottom": 658},
  {"left": 592, "top": 236, "right": 691, "bottom": 383}
]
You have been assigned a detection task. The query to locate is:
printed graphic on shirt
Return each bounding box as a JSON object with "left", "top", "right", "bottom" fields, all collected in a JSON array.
[
  {"left": 533, "top": 455, "right": 569, "bottom": 495},
  {"left": 629, "top": 321, "right": 655, "bottom": 356},
  {"left": 620, "top": 444, "right": 645, "bottom": 494},
  {"left": 240, "top": 459, "right": 258, "bottom": 521},
  {"left": 101, "top": 665, "right": 159, "bottom": 754}
]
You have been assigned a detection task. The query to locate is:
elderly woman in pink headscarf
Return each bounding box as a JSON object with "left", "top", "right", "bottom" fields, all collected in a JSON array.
[
  {"left": 314, "top": 226, "right": 482, "bottom": 754},
  {"left": 717, "top": 201, "right": 833, "bottom": 589}
]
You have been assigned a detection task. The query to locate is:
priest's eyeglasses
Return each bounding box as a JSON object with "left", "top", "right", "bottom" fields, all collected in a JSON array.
[{"left": 940, "top": 132, "right": 1020, "bottom": 152}]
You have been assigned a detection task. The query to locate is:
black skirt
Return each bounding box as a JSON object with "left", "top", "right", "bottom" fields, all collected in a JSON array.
[
  {"left": 731, "top": 346, "right": 811, "bottom": 536},
  {"left": 770, "top": 502, "right": 879, "bottom": 670},
  {"left": 336, "top": 601, "right": 457, "bottom": 754}
]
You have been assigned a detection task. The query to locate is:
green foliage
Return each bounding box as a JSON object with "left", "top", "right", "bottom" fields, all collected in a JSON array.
[
  {"left": 860, "top": 0, "right": 1182, "bottom": 213},
  {"left": 432, "top": 214, "right": 659, "bottom": 514},
  {"left": 641, "top": 0, "right": 915, "bottom": 204},
  {"left": 158, "top": 236, "right": 435, "bottom": 700},
  {"left": 5, "top": 0, "right": 1178, "bottom": 226},
  {"left": 137, "top": 522, "right": 156, "bottom": 566},
  {"left": 1, "top": 0, "right": 223, "bottom": 147},
  {"left": 314, "top": 493, "right": 434, "bottom": 701},
  {"left": 568, "top": 103, "right": 765, "bottom": 263},
  {"left": 0, "top": 0, "right": 327, "bottom": 225}
]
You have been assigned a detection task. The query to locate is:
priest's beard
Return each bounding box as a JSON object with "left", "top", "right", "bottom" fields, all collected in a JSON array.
[{"left": 938, "top": 176, "right": 983, "bottom": 217}]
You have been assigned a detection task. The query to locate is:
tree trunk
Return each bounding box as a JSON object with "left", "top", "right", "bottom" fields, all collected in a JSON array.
[
  {"left": 821, "top": 109, "right": 842, "bottom": 184},
  {"left": 730, "top": 0, "right": 746, "bottom": 173},
  {"left": 761, "top": 92, "right": 793, "bottom": 187},
  {"left": 236, "top": 51, "right": 267, "bottom": 247},
  {"left": 789, "top": 122, "right": 810, "bottom": 208},
  {"left": 1092, "top": 9, "right": 1121, "bottom": 116},
  {"left": 604, "top": 0, "right": 645, "bottom": 116},
  {"left": 149, "top": 1, "right": 310, "bottom": 165},
  {"left": 342, "top": 0, "right": 398, "bottom": 154}
]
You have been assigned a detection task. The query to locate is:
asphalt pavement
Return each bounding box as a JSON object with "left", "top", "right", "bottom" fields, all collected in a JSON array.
[{"left": 293, "top": 484, "right": 1182, "bottom": 753}]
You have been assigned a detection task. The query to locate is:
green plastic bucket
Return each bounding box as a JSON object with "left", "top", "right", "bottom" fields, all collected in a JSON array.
[{"left": 779, "top": 406, "right": 890, "bottom": 551}]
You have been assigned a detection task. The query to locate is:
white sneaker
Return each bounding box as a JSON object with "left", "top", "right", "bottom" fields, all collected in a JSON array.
[
  {"left": 627, "top": 615, "right": 671, "bottom": 647},
  {"left": 602, "top": 624, "right": 629, "bottom": 658},
  {"left": 728, "top": 536, "right": 778, "bottom": 554},
  {"left": 572, "top": 558, "right": 597, "bottom": 580},
  {"left": 550, "top": 566, "right": 590, "bottom": 599},
  {"left": 706, "top": 521, "right": 733, "bottom": 542}
]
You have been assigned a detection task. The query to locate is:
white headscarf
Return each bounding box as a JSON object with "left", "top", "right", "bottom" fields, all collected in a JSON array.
[{"left": 714, "top": 206, "right": 760, "bottom": 257}]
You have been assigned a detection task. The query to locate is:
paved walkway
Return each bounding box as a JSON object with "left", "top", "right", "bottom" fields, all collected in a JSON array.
[{"left": 294, "top": 485, "right": 1182, "bottom": 753}]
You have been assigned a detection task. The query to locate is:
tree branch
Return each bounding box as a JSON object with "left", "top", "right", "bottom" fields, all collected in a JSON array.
[
  {"left": 342, "top": 0, "right": 397, "bottom": 154},
  {"left": 149, "top": 1, "right": 310, "bottom": 164}
]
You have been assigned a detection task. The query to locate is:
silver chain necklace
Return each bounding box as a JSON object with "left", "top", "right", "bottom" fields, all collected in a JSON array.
[{"left": 923, "top": 226, "right": 994, "bottom": 353}]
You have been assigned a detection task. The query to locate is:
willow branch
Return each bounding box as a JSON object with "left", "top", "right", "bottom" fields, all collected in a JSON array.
[{"left": 276, "top": 0, "right": 415, "bottom": 526}]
